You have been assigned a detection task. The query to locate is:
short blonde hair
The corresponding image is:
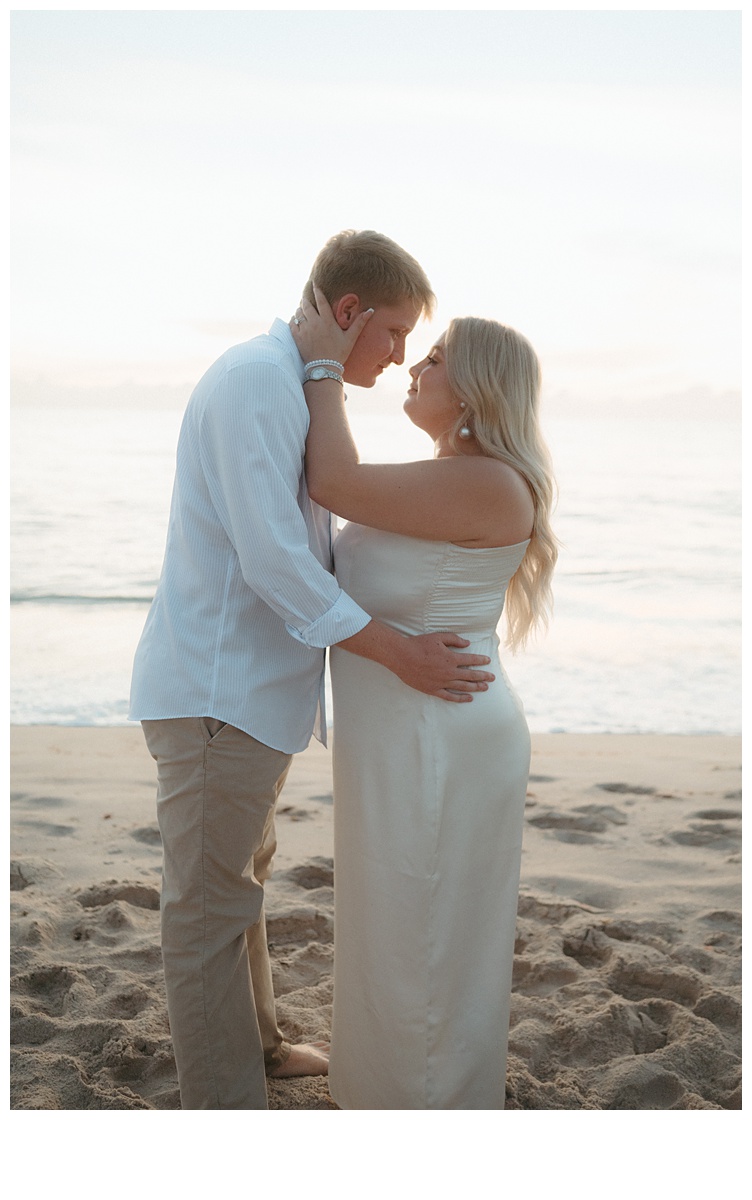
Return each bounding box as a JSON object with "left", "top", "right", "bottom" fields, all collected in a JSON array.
[
  {"left": 303, "top": 229, "right": 436, "bottom": 318},
  {"left": 444, "top": 317, "right": 558, "bottom": 651}
]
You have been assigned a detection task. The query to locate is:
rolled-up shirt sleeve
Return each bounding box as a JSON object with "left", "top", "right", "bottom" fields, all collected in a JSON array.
[{"left": 199, "top": 358, "right": 371, "bottom": 648}]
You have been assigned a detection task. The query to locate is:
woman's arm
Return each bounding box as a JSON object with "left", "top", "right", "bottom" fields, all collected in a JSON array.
[
  {"left": 303, "top": 377, "right": 526, "bottom": 544},
  {"left": 294, "top": 289, "right": 532, "bottom": 547}
]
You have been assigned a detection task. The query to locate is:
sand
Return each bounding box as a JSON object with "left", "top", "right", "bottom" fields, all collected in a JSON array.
[{"left": 10, "top": 726, "right": 741, "bottom": 1111}]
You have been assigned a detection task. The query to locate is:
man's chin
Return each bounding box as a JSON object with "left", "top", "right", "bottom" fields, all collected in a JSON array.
[
  {"left": 345, "top": 362, "right": 386, "bottom": 388},
  {"left": 344, "top": 374, "right": 378, "bottom": 389}
]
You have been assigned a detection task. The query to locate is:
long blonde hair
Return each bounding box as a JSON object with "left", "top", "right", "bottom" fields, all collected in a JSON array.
[{"left": 443, "top": 316, "right": 558, "bottom": 651}]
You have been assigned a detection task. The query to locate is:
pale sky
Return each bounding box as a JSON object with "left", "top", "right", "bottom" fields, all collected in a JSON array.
[{"left": 10, "top": 6, "right": 741, "bottom": 413}]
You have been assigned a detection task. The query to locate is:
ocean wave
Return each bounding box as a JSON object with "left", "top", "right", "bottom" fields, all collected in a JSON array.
[{"left": 11, "top": 593, "right": 153, "bottom": 606}]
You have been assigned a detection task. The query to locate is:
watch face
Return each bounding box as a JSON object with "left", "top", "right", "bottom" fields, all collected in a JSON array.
[{"left": 311, "top": 367, "right": 327, "bottom": 380}]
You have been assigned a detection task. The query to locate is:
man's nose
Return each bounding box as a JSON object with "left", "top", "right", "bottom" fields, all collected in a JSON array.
[{"left": 391, "top": 339, "right": 406, "bottom": 365}]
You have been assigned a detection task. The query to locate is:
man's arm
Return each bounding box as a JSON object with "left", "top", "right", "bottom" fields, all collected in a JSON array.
[
  {"left": 337, "top": 621, "right": 493, "bottom": 703},
  {"left": 200, "top": 358, "right": 370, "bottom": 645}
]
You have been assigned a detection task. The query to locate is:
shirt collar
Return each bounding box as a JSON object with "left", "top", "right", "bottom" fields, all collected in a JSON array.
[{"left": 269, "top": 318, "right": 306, "bottom": 382}]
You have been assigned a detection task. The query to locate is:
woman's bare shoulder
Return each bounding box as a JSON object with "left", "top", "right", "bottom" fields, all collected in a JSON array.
[
  {"left": 446, "top": 454, "right": 530, "bottom": 496},
  {"left": 446, "top": 456, "right": 534, "bottom": 547}
]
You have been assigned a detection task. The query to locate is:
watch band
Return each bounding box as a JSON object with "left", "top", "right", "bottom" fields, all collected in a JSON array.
[{"left": 304, "top": 367, "right": 344, "bottom": 384}]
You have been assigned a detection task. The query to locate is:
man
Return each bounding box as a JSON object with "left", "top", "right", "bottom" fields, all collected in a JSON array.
[{"left": 130, "top": 229, "right": 494, "bottom": 1109}]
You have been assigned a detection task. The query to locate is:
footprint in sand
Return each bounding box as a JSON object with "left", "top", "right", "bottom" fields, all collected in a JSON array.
[
  {"left": 73, "top": 901, "right": 138, "bottom": 941},
  {"left": 607, "top": 957, "right": 703, "bottom": 1007},
  {"left": 598, "top": 917, "right": 676, "bottom": 951},
  {"left": 97, "top": 984, "right": 155, "bottom": 1021},
  {"left": 11, "top": 1050, "right": 152, "bottom": 1110},
  {"left": 14, "top": 915, "right": 58, "bottom": 948},
  {"left": 699, "top": 909, "right": 741, "bottom": 932},
  {"left": 11, "top": 858, "right": 64, "bottom": 892},
  {"left": 72, "top": 892, "right": 161, "bottom": 949},
  {"left": 131, "top": 825, "right": 162, "bottom": 846},
  {"left": 561, "top": 916, "right": 690, "bottom": 974},
  {"left": 13, "top": 964, "right": 81, "bottom": 1017},
  {"left": 10, "top": 1010, "right": 60, "bottom": 1048},
  {"left": 528, "top": 774, "right": 558, "bottom": 783},
  {"left": 669, "top": 822, "right": 741, "bottom": 848},
  {"left": 597, "top": 782, "right": 656, "bottom": 796},
  {"left": 562, "top": 926, "right": 615, "bottom": 967},
  {"left": 582, "top": 1057, "right": 686, "bottom": 1110},
  {"left": 517, "top": 893, "right": 603, "bottom": 922},
  {"left": 266, "top": 904, "right": 333, "bottom": 947},
  {"left": 11, "top": 863, "right": 31, "bottom": 892},
  {"left": 698, "top": 910, "right": 742, "bottom": 952},
  {"left": 527, "top": 803, "right": 627, "bottom": 841},
  {"left": 692, "top": 809, "right": 741, "bottom": 821},
  {"left": 277, "top": 805, "right": 314, "bottom": 822},
  {"left": 542, "top": 999, "right": 669, "bottom": 1071},
  {"left": 526, "top": 813, "right": 601, "bottom": 841},
  {"left": 693, "top": 990, "right": 742, "bottom": 1032},
  {"left": 76, "top": 882, "right": 161, "bottom": 911},
  {"left": 101, "top": 1034, "right": 175, "bottom": 1084},
  {"left": 512, "top": 956, "right": 581, "bottom": 996},
  {"left": 16, "top": 819, "right": 77, "bottom": 837},
  {"left": 11, "top": 793, "right": 67, "bottom": 809},
  {"left": 562, "top": 920, "right": 706, "bottom": 1012},
  {"left": 12, "top": 1015, "right": 136, "bottom": 1066},
  {"left": 273, "top": 940, "right": 334, "bottom": 997},
  {"left": 285, "top": 858, "right": 334, "bottom": 890}
]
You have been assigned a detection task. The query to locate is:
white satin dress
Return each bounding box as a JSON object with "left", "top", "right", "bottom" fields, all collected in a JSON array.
[{"left": 328, "top": 523, "right": 531, "bottom": 1110}]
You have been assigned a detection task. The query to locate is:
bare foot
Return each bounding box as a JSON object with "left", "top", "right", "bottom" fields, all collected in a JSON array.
[{"left": 268, "top": 1041, "right": 330, "bottom": 1078}]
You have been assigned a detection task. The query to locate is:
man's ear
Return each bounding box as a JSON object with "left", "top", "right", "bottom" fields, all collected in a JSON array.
[{"left": 332, "top": 293, "right": 363, "bottom": 330}]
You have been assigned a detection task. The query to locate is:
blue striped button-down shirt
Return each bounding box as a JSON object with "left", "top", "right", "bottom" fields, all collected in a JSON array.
[{"left": 129, "top": 319, "right": 370, "bottom": 752}]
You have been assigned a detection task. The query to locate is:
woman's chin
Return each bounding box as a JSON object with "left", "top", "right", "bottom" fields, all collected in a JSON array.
[{"left": 402, "top": 402, "right": 422, "bottom": 430}]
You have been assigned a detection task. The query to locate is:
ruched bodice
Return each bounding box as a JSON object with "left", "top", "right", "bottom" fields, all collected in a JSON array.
[
  {"left": 328, "top": 521, "right": 532, "bottom": 1110},
  {"left": 333, "top": 522, "right": 530, "bottom": 642}
]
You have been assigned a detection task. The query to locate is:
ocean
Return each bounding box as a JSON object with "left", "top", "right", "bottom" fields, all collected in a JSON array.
[{"left": 10, "top": 399, "right": 741, "bottom": 734}]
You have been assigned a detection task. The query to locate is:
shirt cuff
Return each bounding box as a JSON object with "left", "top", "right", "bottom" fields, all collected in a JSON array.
[{"left": 286, "top": 590, "right": 371, "bottom": 649}]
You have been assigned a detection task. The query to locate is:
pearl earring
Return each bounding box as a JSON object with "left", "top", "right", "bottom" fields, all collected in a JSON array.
[{"left": 458, "top": 401, "right": 472, "bottom": 440}]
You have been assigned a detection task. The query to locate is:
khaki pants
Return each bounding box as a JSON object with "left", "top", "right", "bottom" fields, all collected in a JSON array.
[{"left": 142, "top": 717, "right": 293, "bottom": 1109}]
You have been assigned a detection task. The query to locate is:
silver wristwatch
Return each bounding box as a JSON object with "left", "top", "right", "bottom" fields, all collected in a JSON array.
[{"left": 305, "top": 366, "right": 343, "bottom": 383}]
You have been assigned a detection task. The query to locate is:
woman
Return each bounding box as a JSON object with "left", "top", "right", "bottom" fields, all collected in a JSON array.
[{"left": 294, "top": 289, "right": 557, "bottom": 1109}]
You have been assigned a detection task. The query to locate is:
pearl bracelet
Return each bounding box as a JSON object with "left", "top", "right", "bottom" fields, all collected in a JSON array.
[{"left": 304, "top": 358, "right": 345, "bottom": 374}]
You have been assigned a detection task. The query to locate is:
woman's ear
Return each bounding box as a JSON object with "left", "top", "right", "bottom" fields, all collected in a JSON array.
[{"left": 332, "top": 293, "right": 363, "bottom": 330}]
